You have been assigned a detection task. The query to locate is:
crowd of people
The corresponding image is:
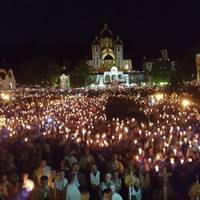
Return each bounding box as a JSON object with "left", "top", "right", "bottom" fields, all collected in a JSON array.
[{"left": 0, "top": 86, "right": 200, "bottom": 200}]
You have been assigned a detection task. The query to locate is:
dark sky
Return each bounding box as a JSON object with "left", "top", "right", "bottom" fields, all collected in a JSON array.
[{"left": 0, "top": 0, "right": 200, "bottom": 67}]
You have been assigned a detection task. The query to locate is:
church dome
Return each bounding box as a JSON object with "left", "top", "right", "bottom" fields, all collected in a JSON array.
[
  {"left": 92, "top": 36, "right": 100, "bottom": 45},
  {"left": 99, "top": 24, "right": 113, "bottom": 38}
]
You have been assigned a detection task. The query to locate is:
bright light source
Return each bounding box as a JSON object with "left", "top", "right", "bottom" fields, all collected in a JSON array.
[
  {"left": 182, "top": 99, "right": 190, "bottom": 108},
  {"left": 23, "top": 179, "right": 34, "bottom": 191},
  {"left": 155, "top": 93, "right": 164, "bottom": 101},
  {"left": 0, "top": 116, "right": 6, "bottom": 128},
  {"left": 155, "top": 165, "right": 159, "bottom": 172},
  {"left": 47, "top": 117, "right": 53, "bottom": 123},
  {"left": 1, "top": 93, "right": 10, "bottom": 101}
]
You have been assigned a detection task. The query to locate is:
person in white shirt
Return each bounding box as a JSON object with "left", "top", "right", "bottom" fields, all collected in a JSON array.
[
  {"left": 90, "top": 164, "right": 100, "bottom": 199},
  {"left": 110, "top": 185, "right": 123, "bottom": 200},
  {"left": 129, "top": 178, "right": 142, "bottom": 200},
  {"left": 112, "top": 171, "right": 122, "bottom": 193},
  {"left": 65, "top": 172, "right": 81, "bottom": 200},
  {"left": 72, "top": 163, "right": 80, "bottom": 188},
  {"left": 54, "top": 170, "right": 68, "bottom": 199},
  {"left": 100, "top": 173, "right": 113, "bottom": 192},
  {"left": 90, "top": 164, "right": 100, "bottom": 187},
  {"left": 54, "top": 171, "right": 68, "bottom": 190}
]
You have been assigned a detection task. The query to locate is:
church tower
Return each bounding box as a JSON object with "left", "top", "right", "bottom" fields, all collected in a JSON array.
[
  {"left": 196, "top": 53, "right": 200, "bottom": 82},
  {"left": 92, "top": 36, "right": 101, "bottom": 69},
  {"left": 87, "top": 24, "right": 132, "bottom": 72},
  {"left": 114, "top": 36, "right": 123, "bottom": 69}
]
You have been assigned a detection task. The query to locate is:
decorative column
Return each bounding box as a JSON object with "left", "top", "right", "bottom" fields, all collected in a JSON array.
[
  {"left": 60, "top": 74, "right": 67, "bottom": 89},
  {"left": 196, "top": 54, "right": 200, "bottom": 83}
]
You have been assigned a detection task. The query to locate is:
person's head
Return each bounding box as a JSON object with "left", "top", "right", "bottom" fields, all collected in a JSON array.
[
  {"left": 40, "top": 175, "right": 48, "bottom": 187},
  {"left": 91, "top": 164, "right": 97, "bottom": 173},
  {"left": 59, "top": 170, "right": 65, "bottom": 179},
  {"left": 134, "top": 178, "right": 140, "bottom": 188},
  {"left": 0, "top": 174, "right": 7, "bottom": 182},
  {"left": 113, "top": 171, "right": 119, "bottom": 179},
  {"left": 60, "top": 160, "right": 65, "bottom": 168},
  {"left": 40, "top": 160, "right": 47, "bottom": 168},
  {"left": 72, "top": 163, "right": 79, "bottom": 173},
  {"left": 113, "top": 154, "right": 118, "bottom": 161},
  {"left": 21, "top": 173, "right": 29, "bottom": 182},
  {"left": 67, "top": 172, "right": 75, "bottom": 184},
  {"left": 148, "top": 147, "right": 154, "bottom": 155},
  {"left": 102, "top": 188, "right": 112, "bottom": 200},
  {"left": 105, "top": 173, "right": 112, "bottom": 182},
  {"left": 50, "top": 170, "right": 57, "bottom": 179},
  {"left": 81, "top": 190, "right": 90, "bottom": 200},
  {"left": 98, "top": 154, "right": 104, "bottom": 161},
  {"left": 110, "top": 185, "right": 115, "bottom": 193}
]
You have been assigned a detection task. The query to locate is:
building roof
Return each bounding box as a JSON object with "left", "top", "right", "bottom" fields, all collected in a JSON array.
[
  {"left": 114, "top": 36, "right": 123, "bottom": 45},
  {"left": 92, "top": 36, "right": 100, "bottom": 45},
  {"left": 99, "top": 24, "right": 113, "bottom": 38}
]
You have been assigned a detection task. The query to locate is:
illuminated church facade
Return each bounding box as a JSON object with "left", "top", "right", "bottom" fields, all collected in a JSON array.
[
  {"left": 87, "top": 24, "right": 132, "bottom": 71},
  {"left": 87, "top": 24, "right": 134, "bottom": 85}
]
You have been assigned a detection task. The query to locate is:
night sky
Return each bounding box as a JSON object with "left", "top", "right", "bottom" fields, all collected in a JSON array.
[{"left": 0, "top": 0, "right": 200, "bottom": 68}]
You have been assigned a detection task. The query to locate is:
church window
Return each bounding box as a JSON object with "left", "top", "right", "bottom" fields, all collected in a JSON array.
[{"left": 96, "top": 59, "right": 98, "bottom": 66}]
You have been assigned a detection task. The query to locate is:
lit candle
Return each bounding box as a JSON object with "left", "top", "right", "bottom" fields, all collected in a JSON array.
[
  {"left": 170, "top": 158, "right": 175, "bottom": 165},
  {"left": 138, "top": 148, "right": 142, "bottom": 155},
  {"left": 155, "top": 165, "right": 159, "bottom": 172},
  {"left": 173, "top": 148, "right": 177, "bottom": 155},
  {"left": 134, "top": 139, "right": 138, "bottom": 144},
  {"left": 180, "top": 158, "right": 184, "bottom": 164},
  {"left": 135, "top": 155, "right": 139, "bottom": 161}
]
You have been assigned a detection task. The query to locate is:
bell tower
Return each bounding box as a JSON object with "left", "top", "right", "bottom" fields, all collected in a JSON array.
[
  {"left": 92, "top": 36, "right": 101, "bottom": 69},
  {"left": 196, "top": 54, "right": 200, "bottom": 82},
  {"left": 114, "top": 36, "right": 123, "bottom": 69}
]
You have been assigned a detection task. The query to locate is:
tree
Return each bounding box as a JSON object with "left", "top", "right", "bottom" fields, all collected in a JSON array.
[
  {"left": 70, "top": 60, "right": 93, "bottom": 87},
  {"left": 151, "top": 61, "right": 171, "bottom": 84},
  {"left": 177, "top": 46, "right": 198, "bottom": 82},
  {"left": 18, "top": 55, "right": 61, "bottom": 86},
  {"left": 169, "top": 61, "right": 183, "bottom": 87}
]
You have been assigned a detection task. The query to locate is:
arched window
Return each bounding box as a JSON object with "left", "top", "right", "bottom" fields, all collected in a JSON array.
[
  {"left": 111, "top": 75, "right": 117, "bottom": 81},
  {"left": 105, "top": 75, "right": 110, "bottom": 82},
  {"left": 118, "top": 74, "right": 123, "bottom": 81}
]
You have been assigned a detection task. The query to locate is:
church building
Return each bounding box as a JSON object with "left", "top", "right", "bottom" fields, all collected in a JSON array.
[
  {"left": 87, "top": 24, "right": 132, "bottom": 71},
  {"left": 87, "top": 24, "right": 133, "bottom": 85}
]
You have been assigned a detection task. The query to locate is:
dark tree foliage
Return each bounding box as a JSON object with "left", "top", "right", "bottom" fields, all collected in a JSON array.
[
  {"left": 18, "top": 56, "right": 69, "bottom": 86},
  {"left": 70, "top": 60, "right": 93, "bottom": 87},
  {"left": 151, "top": 61, "right": 172, "bottom": 83}
]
